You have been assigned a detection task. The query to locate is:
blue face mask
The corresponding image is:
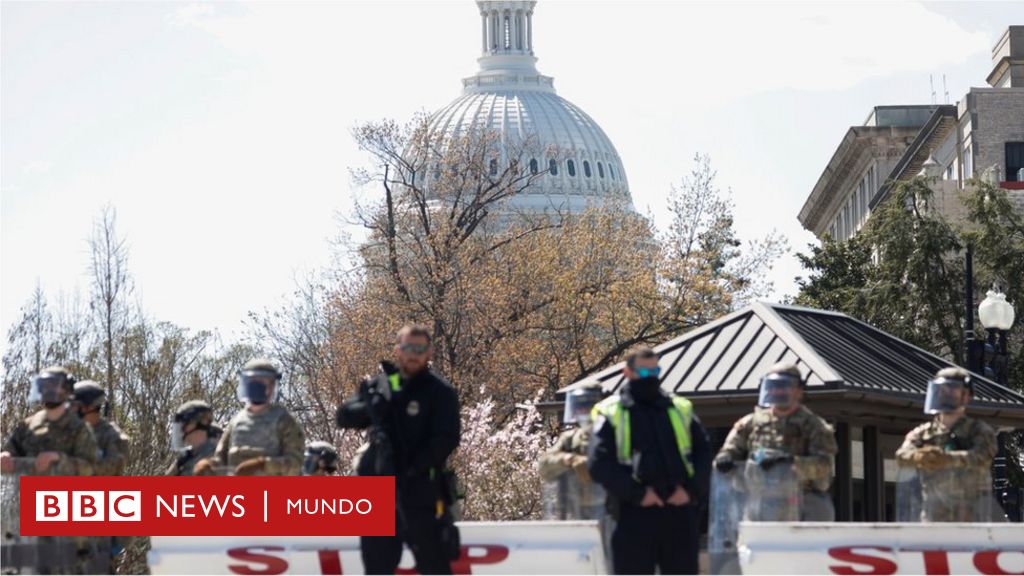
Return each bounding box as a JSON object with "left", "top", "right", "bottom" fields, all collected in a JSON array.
[{"left": 635, "top": 367, "right": 661, "bottom": 379}]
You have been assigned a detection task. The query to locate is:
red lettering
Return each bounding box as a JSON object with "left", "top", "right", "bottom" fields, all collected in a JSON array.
[
  {"left": 80, "top": 494, "right": 97, "bottom": 518},
  {"left": 113, "top": 495, "right": 133, "bottom": 517},
  {"left": 974, "top": 550, "right": 1024, "bottom": 575},
  {"left": 450, "top": 545, "right": 509, "bottom": 575},
  {"left": 44, "top": 495, "right": 61, "bottom": 517},
  {"left": 828, "top": 546, "right": 897, "bottom": 575},
  {"left": 227, "top": 546, "right": 288, "bottom": 575},
  {"left": 922, "top": 550, "right": 950, "bottom": 575},
  {"left": 317, "top": 549, "right": 342, "bottom": 575}
]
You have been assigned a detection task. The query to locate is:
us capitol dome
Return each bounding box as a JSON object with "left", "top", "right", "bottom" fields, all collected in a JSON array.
[{"left": 424, "top": 0, "right": 634, "bottom": 215}]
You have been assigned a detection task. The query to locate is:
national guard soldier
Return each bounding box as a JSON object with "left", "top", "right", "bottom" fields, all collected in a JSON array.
[
  {"left": 589, "top": 347, "right": 712, "bottom": 575},
  {"left": 713, "top": 362, "right": 838, "bottom": 521},
  {"left": 195, "top": 359, "right": 304, "bottom": 476},
  {"left": 303, "top": 441, "right": 339, "bottom": 476},
  {"left": 895, "top": 367, "right": 998, "bottom": 522},
  {"left": 1, "top": 366, "right": 99, "bottom": 574},
  {"left": 167, "top": 400, "right": 223, "bottom": 476},
  {"left": 73, "top": 381, "right": 130, "bottom": 476},
  {"left": 539, "top": 383, "right": 605, "bottom": 520}
]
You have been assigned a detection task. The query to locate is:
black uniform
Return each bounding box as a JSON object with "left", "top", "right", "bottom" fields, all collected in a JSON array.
[
  {"left": 588, "top": 381, "right": 711, "bottom": 575},
  {"left": 337, "top": 362, "right": 461, "bottom": 575}
]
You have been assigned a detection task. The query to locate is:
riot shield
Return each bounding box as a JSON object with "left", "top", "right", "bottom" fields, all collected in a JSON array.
[
  {"left": 896, "top": 462, "right": 1004, "bottom": 522},
  {"left": 708, "top": 467, "right": 746, "bottom": 575},
  {"left": 743, "top": 459, "right": 801, "bottom": 522},
  {"left": 1, "top": 468, "right": 80, "bottom": 574},
  {"left": 542, "top": 473, "right": 605, "bottom": 520}
]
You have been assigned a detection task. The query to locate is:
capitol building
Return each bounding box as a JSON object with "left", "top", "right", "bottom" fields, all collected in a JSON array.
[{"left": 423, "top": 0, "right": 634, "bottom": 215}]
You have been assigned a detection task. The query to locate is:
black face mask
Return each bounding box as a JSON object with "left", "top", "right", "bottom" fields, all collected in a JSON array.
[{"left": 629, "top": 376, "right": 661, "bottom": 402}]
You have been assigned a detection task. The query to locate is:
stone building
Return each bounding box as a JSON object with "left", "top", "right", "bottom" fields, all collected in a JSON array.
[{"left": 799, "top": 26, "right": 1024, "bottom": 241}]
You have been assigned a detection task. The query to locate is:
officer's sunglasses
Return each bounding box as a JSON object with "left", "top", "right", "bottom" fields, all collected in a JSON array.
[
  {"left": 399, "top": 343, "right": 430, "bottom": 355},
  {"left": 635, "top": 366, "right": 661, "bottom": 378}
]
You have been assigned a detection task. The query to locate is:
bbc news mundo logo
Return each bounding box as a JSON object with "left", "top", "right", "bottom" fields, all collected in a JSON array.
[{"left": 35, "top": 490, "right": 142, "bottom": 522}]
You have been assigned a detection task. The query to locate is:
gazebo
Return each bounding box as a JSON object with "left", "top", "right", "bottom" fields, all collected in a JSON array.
[{"left": 563, "top": 302, "right": 1024, "bottom": 521}]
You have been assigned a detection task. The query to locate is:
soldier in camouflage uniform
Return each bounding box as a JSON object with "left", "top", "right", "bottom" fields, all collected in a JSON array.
[
  {"left": 714, "top": 362, "right": 838, "bottom": 521},
  {"left": 195, "top": 359, "right": 304, "bottom": 476},
  {"left": 73, "top": 381, "right": 130, "bottom": 476},
  {"left": 895, "top": 367, "right": 997, "bottom": 522},
  {"left": 303, "top": 441, "right": 339, "bottom": 476},
  {"left": 166, "top": 400, "right": 222, "bottom": 476},
  {"left": 1, "top": 367, "right": 99, "bottom": 574},
  {"left": 539, "top": 384, "right": 605, "bottom": 520}
]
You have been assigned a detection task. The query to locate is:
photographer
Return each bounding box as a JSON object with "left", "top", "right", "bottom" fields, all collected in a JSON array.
[{"left": 337, "top": 325, "right": 461, "bottom": 575}]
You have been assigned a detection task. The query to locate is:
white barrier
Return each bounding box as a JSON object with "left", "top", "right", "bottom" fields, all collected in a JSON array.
[
  {"left": 738, "top": 522, "right": 1024, "bottom": 575},
  {"left": 149, "top": 521, "right": 605, "bottom": 575}
]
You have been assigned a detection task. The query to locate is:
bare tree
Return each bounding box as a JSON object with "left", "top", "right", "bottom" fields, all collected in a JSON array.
[{"left": 89, "top": 205, "right": 132, "bottom": 416}]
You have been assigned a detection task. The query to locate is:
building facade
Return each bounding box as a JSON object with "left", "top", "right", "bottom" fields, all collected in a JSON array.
[{"left": 800, "top": 26, "right": 1024, "bottom": 241}]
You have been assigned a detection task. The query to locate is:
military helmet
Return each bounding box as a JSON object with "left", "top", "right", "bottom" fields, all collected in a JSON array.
[
  {"left": 758, "top": 362, "right": 804, "bottom": 409},
  {"left": 237, "top": 359, "right": 282, "bottom": 405},
  {"left": 29, "top": 366, "right": 77, "bottom": 407},
  {"left": 73, "top": 380, "right": 105, "bottom": 406},
  {"left": 303, "top": 441, "right": 339, "bottom": 475},
  {"left": 174, "top": 400, "right": 214, "bottom": 427},
  {"left": 563, "top": 383, "right": 604, "bottom": 425},
  {"left": 924, "top": 367, "right": 973, "bottom": 414}
]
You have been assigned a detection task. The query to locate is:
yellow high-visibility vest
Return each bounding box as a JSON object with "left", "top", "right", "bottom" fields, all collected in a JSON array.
[{"left": 592, "top": 395, "right": 695, "bottom": 477}]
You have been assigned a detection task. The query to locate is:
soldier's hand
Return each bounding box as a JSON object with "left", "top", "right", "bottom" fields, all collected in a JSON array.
[
  {"left": 667, "top": 485, "right": 690, "bottom": 507},
  {"left": 0, "top": 452, "right": 13, "bottom": 474},
  {"left": 640, "top": 487, "right": 664, "bottom": 508},
  {"left": 234, "top": 457, "right": 267, "bottom": 476},
  {"left": 192, "top": 459, "right": 216, "bottom": 476},
  {"left": 35, "top": 451, "right": 61, "bottom": 473},
  {"left": 714, "top": 457, "right": 735, "bottom": 474},
  {"left": 570, "top": 455, "right": 591, "bottom": 483}
]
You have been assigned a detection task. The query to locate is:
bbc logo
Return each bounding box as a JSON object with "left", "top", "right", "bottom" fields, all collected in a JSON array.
[{"left": 36, "top": 491, "right": 141, "bottom": 522}]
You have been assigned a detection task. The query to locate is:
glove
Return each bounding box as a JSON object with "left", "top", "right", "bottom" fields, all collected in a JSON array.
[
  {"left": 758, "top": 454, "right": 793, "bottom": 471},
  {"left": 715, "top": 457, "right": 735, "bottom": 474},
  {"left": 570, "top": 455, "right": 591, "bottom": 483},
  {"left": 192, "top": 459, "right": 216, "bottom": 476},
  {"left": 912, "top": 446, "right": 952, "bottom": 471},
  {"left": 235, "top": 457, "right": 267, "bottom": 476}
]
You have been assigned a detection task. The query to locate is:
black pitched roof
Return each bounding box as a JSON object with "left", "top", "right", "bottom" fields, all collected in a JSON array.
[{"left": 565, "top": 302, "right": 1024, "bottom": 412}]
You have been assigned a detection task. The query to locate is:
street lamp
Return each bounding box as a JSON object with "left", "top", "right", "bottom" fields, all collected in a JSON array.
[{"left": 978, "top": 288, "right": 1015, "bottom": 386}]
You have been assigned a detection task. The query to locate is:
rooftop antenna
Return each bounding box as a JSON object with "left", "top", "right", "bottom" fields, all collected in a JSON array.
[
  {"left": 943, "top": 74, "right": 949, "bottom": 105},
  {"left": 930, "top": 75, "right": 937, "bottom": 105}
]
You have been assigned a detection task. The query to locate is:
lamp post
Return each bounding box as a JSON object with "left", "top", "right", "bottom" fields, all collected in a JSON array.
[{"left": 979, "top": 287, "right": 1019, "bottom": 522}]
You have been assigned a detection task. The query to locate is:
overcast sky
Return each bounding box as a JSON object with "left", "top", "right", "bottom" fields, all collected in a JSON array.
[{"left": 3, "top": 1, "right": 1022, "bottom": 351}]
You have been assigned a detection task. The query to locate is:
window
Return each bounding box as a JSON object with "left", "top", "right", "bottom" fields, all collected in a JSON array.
[
  {"left": 964, "top": 147, "right": 973, "bottom": 179},
  {"left": 489, "top": 159, "right": 498, "bottom": 176},
  {"left": 529, "top": 159, "right": 538, "bottom": 175},
  {"left": 583, "top": 161, "right": 592, "bottom": 178},
  {"left": 1007, "top": 142, "right": 1024, "bottom": 181},
  {"left": 567, "top": 159, "right": 576, "bottom": 177},
  {"left": 598, "top": 162, "right": 605, "bottom": 178},
  {"left": 548, "top": 159, "right": 558, "bottom": 176},
  {"left": 609, "top": 164, "right": 616, "bottom": 180}
]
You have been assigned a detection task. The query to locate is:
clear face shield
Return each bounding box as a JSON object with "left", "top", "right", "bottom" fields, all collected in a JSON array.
[
  {"left": 28, "top": 374, "right": 67, "bottom": 407},
  {"left": 170, "top": 419, "right": 195, "bottom": 452},
  {"left": 757, "top": 373, "right": 802, "bottom": 409},
  {"left": 303, "top": 450, "right": 338, "bottom": 475},
  {"left": 562, "top": 388, "right": 602, "bottom": 426},
  {"left": 237, "top": 370, "right": 279, "bottom": 405},
  {"left": 924, "top": 377, "right": 967, "bottom": 414}
]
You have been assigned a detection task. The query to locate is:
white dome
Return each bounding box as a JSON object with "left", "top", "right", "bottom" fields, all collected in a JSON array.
[{"left": 424, "top": 1, "right": 633, "bottom": 215}]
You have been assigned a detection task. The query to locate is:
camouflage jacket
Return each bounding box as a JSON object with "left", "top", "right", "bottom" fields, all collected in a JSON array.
[
  {"left": 895, "top": 415, "right": 996, "bottom": 473},
  {"left": 539, "top": 427, "right": 592, "bottom": 482},
  {"left": 716, "top": 405, "right": 837, "bottom": 491},
  {"left": 90, "top": 419, "right": 130, "bottom": 475},
  {"left": 3, "top": 407, "right": 97, "bottom": 475},
  {"left": 215, "top": 404, "right": 304, "bottom": 475},
  {"left": 166, "top": 437, "right": 219, "bottom": 476}
]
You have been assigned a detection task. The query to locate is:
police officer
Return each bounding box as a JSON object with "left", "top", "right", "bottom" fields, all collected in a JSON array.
[
  {"left": 895, "top": 367, "right": 997, "bottom": 521},
  {"left": 73, "top": 381, "right": 130, "bottom": 476},
  {"left": 337, "top": 325, "right": 461, "bottom": 575},
  {"left": 195, "top": 359, "right": 304, "bottom": 476},
  {"left": 714, "top": 362, "right": 837, "bottom": 521},
  {"left": 588, "top": 347, "right": 711, "bottom": 575},
  {"left": 304, "top": 441, "right": 339, "bottom": 476},
  {"left": 167, "top": 400, "right": 223, "bottom": 476},
  {"left": 539, "top": 383, "right": 604, "bottom": 519},
  {"left": 1, "top": 367, "right": 99, "bottom": 574}
]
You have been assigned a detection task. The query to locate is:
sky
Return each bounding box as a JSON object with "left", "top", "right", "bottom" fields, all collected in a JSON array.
[{"left": 3, "top": 1, "right": 1023, "bottom": 351}]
